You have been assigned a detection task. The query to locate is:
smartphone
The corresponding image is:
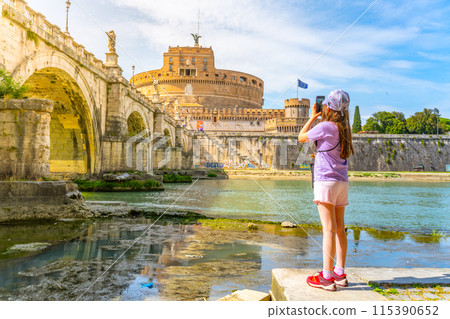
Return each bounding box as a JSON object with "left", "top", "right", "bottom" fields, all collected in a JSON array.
[{"left": 315, "top": 96, "right": 325, "bottom": 113}]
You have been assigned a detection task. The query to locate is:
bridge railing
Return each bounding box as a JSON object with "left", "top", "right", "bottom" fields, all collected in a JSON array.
[{"left": 2, "top": 0, "right": 107, "bottom": 73}]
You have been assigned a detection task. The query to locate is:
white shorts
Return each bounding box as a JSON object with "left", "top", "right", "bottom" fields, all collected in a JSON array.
[{"left": 313, "top": 181, "right": 349, "bottom": 207}]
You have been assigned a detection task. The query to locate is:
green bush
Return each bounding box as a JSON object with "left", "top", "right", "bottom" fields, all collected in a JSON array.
[
  {"left": 163, "top": 174, "right": 192, "bottom": 183},
  {"left": 0, "top": 68, "right": 29, "bottom": 99},
  {"left": 207, "top": 173, "right": 217, "bottom": 178}
]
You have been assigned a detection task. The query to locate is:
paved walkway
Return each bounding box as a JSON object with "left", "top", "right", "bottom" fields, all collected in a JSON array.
[
  {"left": 271, "top": 268, "right": 450, "bottom": 301},
  {"left": 349, "top": 267, "right": 450, "bottom": 301}
]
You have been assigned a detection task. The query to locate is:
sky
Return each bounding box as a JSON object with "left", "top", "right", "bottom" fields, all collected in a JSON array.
[{"left": 24, "top": 0, "right": 450, "bottom": 123}]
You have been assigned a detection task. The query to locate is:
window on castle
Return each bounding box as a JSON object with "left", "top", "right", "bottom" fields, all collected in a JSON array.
[
  {"left": 232, "top": 75, "right": 236, "bottom": 80},
  {"left": 180, "top": 57, "right": 185, "bottom": 63},
  {"left": 240, "top": 76, "right": 247, "bottom": 82},
  {"left": 203, "top": 58, "right": 207, "bottom": 64},
  {"left": 169, "top": 65, "right": 173, "bottom": 71},
  {"left": 169, "top": 57, "right": 173, "bottom": 63},
  {"left": 192, "top": 58, "right": 196, "bottom": 64},
  {"left": 179, "top": 68, "right": 197, "bottom": 76},
  {"left": 203, "top": 65, "right": 207, "bottom": 71}
]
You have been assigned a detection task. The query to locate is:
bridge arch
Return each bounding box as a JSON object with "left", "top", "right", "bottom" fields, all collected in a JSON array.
[
  {"left": 162, "top": 122, "right": 176, "bottom": 148},
  {"left": 18, "top": 52, "right": 99, "bottom": 174},
  {"left": 125, "top": 104, "right": 151, "bottom": 137}
]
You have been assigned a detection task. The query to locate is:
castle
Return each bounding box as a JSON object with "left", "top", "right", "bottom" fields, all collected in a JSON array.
[{"left": 130, "top": 36, "right": 311, "bottom": 133}]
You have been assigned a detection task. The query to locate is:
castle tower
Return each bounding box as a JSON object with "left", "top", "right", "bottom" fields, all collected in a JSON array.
[
  {"left": 130, "top": 40, "right": 265, "bottom": 111},
  {"left": 284, "top": 98, "right": 310, "bottom": 118}
]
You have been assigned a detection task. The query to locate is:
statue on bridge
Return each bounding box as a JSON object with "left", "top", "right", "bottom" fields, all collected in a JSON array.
[{"left": 106, "top": 30, "right": 116, "bottom": 53}]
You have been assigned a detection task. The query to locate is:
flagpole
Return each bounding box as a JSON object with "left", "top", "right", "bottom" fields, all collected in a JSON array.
[{"left": 297, "top": 79, "right": 299, "bottom": 99}]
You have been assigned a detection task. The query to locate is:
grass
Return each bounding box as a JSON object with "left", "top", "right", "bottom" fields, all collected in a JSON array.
[
  {"left": 350, "top": 172, "right": 399, "bottom": 179},
  {"left": 73, "top": 179, "right": 163, "bottom": 192},
  {"left": 369, "top": 283, "right": 399, "bottom": 296},
  {"left": 162, "top": 174, "right": 192, "bottom": 183}
]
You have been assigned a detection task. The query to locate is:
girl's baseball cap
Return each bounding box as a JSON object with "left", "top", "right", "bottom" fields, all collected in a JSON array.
[{"left": 323, "top": 90, "right": 350, "bottom": 112}]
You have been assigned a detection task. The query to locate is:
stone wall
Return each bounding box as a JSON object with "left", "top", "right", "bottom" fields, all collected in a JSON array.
[
  {"left": 350, "top": 134, "right": 450, "bottom": 172},
  {"left": 0, "top": 99, "right": 54, "bottom": 179},
  {"left": 193, "top": 132, "right": 450, "bottom": 172}
]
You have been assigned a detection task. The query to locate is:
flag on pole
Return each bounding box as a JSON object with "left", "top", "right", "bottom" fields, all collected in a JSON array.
[{"left": 298, "top": 79, "right": 308, "bottom": 89}]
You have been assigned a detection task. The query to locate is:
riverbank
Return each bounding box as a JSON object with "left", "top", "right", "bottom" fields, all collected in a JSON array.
[{"left": 224, "top": 169, "right": 450, "bottom": 181}]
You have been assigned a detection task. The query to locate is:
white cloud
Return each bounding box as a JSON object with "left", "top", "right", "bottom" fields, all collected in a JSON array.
[
  {"left": 374, "top": 105, "right": 401, "bottom": 113},
  {"left": 22, "top": 0, "right": 450, "bottom": 118},
  {"left": 383, "top": 60, "right": 416, "bottom": 69}
]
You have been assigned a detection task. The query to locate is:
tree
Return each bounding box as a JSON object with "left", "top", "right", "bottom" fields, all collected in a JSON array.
[
  {"left": 352, "top": 105, "right": 362, "bottom": 133},
  {"left": 386, "top": 118, "right": 407, "bottom": 134},
  {"left": 439, "top": 117, "right": 449, "bottom": 133},
  {"left": 362, "top": 111, "right": 406, "bottom": 133},
  {"left": 0, "top": 68, "right": 29, "bottom": 99},
  {"left": 406, "top": 108, "right": 441, "bottom": 134},
  {"left": 362, "top": 117, "right": 380, "bottom": 132}
]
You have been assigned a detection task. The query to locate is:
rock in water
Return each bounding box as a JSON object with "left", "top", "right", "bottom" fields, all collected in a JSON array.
[
  {"left": 247, "top": 223, "right": 258, "bottom": 230},
  {"left": 7, "top": 242, "right": 51, "bottom": 252},
  {"left": 281, "top": 221, "right": 296, "bottom": 228}
]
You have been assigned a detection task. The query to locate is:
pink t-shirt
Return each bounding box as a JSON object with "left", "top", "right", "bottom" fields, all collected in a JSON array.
[{"left": 307, "top": 121, "right": 348, "bottom": 182}]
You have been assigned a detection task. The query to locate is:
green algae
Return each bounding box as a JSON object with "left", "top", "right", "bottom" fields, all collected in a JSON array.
[
  {"left": 74, "top": 179, "right": 163, "bottom": 192},
  {"left": 0, "top": 219, "right": 91, "bottom": 260}
]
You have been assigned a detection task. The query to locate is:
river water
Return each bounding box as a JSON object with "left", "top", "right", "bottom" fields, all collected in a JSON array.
[
  {"left": 84, "top": 179, "right": 450, "bottom": 234},
  {"left": 0, "top": 179, "right": 448, "bottom": 301}
]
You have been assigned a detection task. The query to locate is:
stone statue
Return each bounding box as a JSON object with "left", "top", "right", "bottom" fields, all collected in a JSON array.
[
  {"left": 107, "top": 30, "right": 116, "bottom": 53},
  {"left": 191, "top": 33, "right": 202, "bottom": 46}
]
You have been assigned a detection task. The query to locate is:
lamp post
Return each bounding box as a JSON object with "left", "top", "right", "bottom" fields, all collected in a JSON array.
[
  {"left": 65, "top": 1, "right": 71, "bottom": 36},
  {"left": 234, "top": 105, "right": 237, "bottom": 132},
  {"left": 433, "top": 108, "right": 440, "bottom": 135},
  {"left": 132, "top": 65, "right": 135, "bottom": 86}
]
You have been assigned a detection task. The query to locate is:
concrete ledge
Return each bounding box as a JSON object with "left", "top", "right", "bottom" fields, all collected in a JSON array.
[
  {"left": 348, "top": 268, "right": 450, "bottom": 286},
  {"left": 218, "top": 289, "right": 271, "bottom": 301},
  {"left": 0, "top": 181, "right": 68, "bottom": 206},
  {"left": 271, "top": 268, "right": 387, "bottom": 301}
]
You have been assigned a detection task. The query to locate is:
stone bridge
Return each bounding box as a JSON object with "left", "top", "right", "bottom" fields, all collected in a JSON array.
[{"left": 0, "top": 0, "right": 193, "bottom": 179}]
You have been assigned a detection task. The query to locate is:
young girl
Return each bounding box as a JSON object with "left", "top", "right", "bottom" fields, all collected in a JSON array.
[{"left": 297, "top": 89, "right": 354, "bottom": 291}]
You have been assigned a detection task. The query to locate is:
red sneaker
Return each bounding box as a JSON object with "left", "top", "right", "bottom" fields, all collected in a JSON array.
[
  {"left": 306, "top": 271, "right": 337, "bottom": 291},
  {"left": 333, "top": 267, "right": 348, "bottom": 287}
]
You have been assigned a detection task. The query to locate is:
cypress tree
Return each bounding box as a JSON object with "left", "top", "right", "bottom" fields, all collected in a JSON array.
[{"left": 352, "top": 105, "right": 362, "bottom": 133}]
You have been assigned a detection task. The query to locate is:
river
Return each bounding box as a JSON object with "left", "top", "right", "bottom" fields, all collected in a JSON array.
[{"left": 0, "top": 179, "right": 448, "bottom": 300}]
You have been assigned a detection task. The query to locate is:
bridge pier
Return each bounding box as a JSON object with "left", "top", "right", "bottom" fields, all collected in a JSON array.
[{"left": 0, "top": 99, "right": 54, "bottom": 180}]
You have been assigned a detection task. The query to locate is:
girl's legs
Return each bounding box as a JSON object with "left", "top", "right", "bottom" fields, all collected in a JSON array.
[
  {"left": 335, "top": 206, "right": 347, "bottom": 271},
  {"left": 317, "top": 203, "right": 336, "bottom": 274}
]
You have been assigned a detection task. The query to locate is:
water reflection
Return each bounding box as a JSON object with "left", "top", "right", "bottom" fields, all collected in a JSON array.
[{"left": 0, "top": 216, "right": 448, "bottom": 301}]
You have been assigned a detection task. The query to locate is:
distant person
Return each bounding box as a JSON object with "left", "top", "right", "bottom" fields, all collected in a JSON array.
[{"left": 297, "top": 90, "right": 354, "bottom": 291}]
